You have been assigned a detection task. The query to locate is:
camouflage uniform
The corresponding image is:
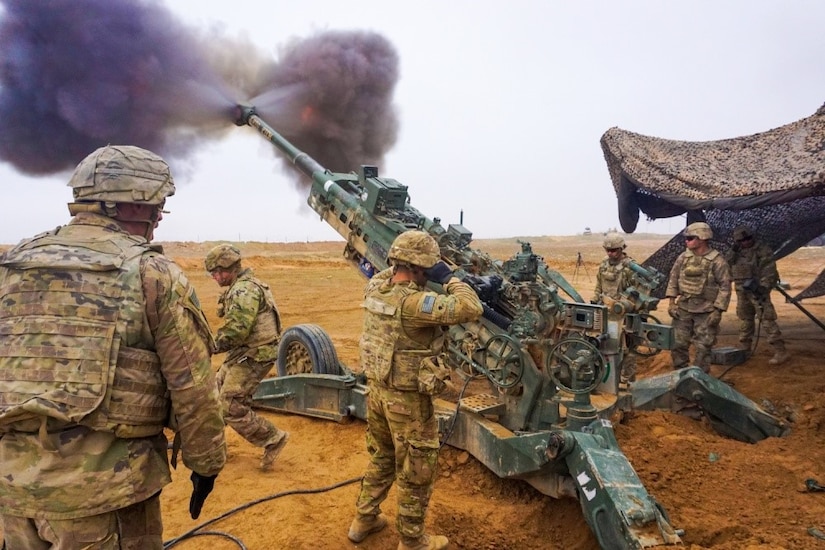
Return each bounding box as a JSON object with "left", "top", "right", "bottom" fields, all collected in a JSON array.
[
  {"left": 355, "top": 267, "right": 482, "bottom": 543},
  {"left": 593, "top": 253, "right": 637, "bottom": 382},
  {"left": 666, "top": 248, "right": 732, "bottom": 371},
  {"left": 213, "top": 267, "right": 287, "bottom": 455},
  {"left": 0, "top": 213, "right": 226, "bottom": 549},
  {"left": 725, "top": 237, "right": 785, "bottom": 355}
]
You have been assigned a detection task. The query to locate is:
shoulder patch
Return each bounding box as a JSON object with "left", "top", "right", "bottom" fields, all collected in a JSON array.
[{"left": 421, "top": 295, "right": 436, "bottom": 314}]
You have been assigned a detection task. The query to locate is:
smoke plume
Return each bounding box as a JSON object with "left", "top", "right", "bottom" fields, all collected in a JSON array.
[{"left": 0, "top": 0, "right": 399, "bottom": 185}]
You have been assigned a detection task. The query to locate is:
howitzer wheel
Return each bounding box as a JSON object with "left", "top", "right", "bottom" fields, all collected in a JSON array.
[
  {"left": 546, "top": 337, "right": 605, "bottom": 394},
  {"left": 628, "top": 313, "right": 663, "bottom": 357},
  {"left": 277, "top": 324, "right": 342, "bottom": 376},
  {"left": 478, "top": 333, "right": 525, "bottom": 389}
]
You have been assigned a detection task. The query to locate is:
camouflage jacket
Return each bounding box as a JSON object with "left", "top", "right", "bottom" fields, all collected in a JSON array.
[
  {"left": 592, "top": 254, "right": 635, "bottom": 303},
  {"left": 359, "top": 268, "right": 483, "bottom": 390},
  {"left": 665, "top": 248, "right": 732, "bottom": 313},
  {"left": 725, "top": 240, "right": 779, "bottom": 291},
  {"left": 215, "top": 268, "right": 281, "bottom": 363},
  {"left": 0, "top": 213, "right": 226, "bottom": 520}
]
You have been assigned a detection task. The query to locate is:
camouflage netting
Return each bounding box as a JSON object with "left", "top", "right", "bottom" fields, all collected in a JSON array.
[{"left": 601, "top": 103, "right": 825, "bottom": 301}]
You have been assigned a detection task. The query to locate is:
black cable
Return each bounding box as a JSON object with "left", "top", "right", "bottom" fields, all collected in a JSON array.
[
  {"left": 163, "top": 475, "right": 362, "bottom": 549},
  {"left": 438, "top": 374, "right": 477, "bottom": 451}
]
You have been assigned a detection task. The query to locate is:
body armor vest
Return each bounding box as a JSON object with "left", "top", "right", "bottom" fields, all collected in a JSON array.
[
  {"left": 240, "top": 274, "right": 282, "bottom": 347},
  {"left": 677, "top": 249, "right": 720, "bottom": 300},
  {"left": 597, "top": 258, "right": 629, "bottom": 300},
  {"left": 0, "top": 224, "right": 168, "bottom": 438},
  {"left": 360, "top": 284, "right": 442, "bottom": 391}
]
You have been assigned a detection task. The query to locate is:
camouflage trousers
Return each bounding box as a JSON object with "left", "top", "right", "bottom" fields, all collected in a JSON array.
[
  {"left": 355, "top": 383, "right": 440, "bottom": 541},
  {"left": 217, "top": 356, "right": 282, "bottom": 448},
  {"left": 735, "top": 290, "right": 785, "bottom": 351},
  {"left": 671, "top": 310, "right": 720, "bottom": 372},
  {"left": 1, "top": 492, "right": 162, "bottom": 550}
]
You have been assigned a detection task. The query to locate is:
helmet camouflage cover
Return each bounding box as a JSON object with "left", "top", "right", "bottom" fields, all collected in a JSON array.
[
  {"left": 684, "top": 222, "right": 713, "bottom": 240},
  {"left": 68, "top": 145, "right": 175, "bottom": 206},
  {"left": 387, "top": 230, "right": 440, "bottom": 268},
  {"left": 205, "top": 244, "right": 242, "bottom": 272},
  {"left": 603, "top": 233, "right": 626, "bottom": 250}
]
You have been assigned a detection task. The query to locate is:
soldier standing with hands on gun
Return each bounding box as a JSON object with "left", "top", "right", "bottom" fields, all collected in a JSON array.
[
  {"left": 0, "top": 146, "right": 226, "bottom": 549},
  {"left": 348, "top": 230, "right": 483, "bottom": 550},
  {"left": 665, "top": 222, "right": 732, "bottom": 373},
  {"left": 725, "top": 225, "right": 789, "bottom": 365},
  {"left": 205, "top": 244, "right": 290, "bottom": 472}
]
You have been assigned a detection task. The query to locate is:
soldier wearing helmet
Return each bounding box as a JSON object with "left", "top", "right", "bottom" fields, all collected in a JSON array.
[
  {"left": 665, "top": 222, "right": 732, "bottom": 373},
  {"left": 592, "top": 233, "right": 638, "bottom": 383},
  {"left": 349, "top": 230, "right": 483, "bottom": 550},
  {"left": 724, "top": 225, "right": 789, "bottom": 365},
  {"left": 204, "top": 244, "right": 289, "bottom": 472},
  {"left": 0, "top": 146, "right": 226, "bottom": 548}
]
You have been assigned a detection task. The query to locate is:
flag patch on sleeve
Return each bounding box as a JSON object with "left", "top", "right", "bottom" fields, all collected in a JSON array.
[{"left": 421, "top": 295, "right": 436, "bottom": 313}]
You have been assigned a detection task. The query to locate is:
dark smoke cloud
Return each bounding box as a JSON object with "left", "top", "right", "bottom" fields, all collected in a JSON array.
[
  {"left": 0, "top": 0, "right": 399, "bottom": 185},
  {"left": 251, "top": 31, "right": 399, "bottom": 177}
]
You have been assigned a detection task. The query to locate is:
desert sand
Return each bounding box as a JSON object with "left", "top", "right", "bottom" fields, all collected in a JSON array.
[{"left": 4, "top": 234, "right": 825, "bottom": 549}]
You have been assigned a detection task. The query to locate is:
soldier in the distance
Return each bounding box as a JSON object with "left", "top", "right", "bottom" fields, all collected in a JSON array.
[
  {"left": 665, "top": 222, "right": 732, "bottom": 373},
  {"left": 205, "top": 244, "right": 289, "bottom": 471},
  {"left": 725, "top": 225, "right": 789, "bottom": 365},
  {"left": 592, "top": 233, "right": 638, "bottom": 383},
  {"left": 0, "top": 145, "right": 226, "bottom": 548}
]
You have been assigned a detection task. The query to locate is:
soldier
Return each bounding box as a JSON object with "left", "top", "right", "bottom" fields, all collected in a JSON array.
[
  {"left": 665, "top": 222, "right": 732, "bottom": 373},
  {"left": 725, "top": 225, "right": 789, "bottom": 365},
  {"left": 348, "top": 230, "right": 483, "bottom": 550},
  {"left": 0, "top": 145, "right": 226, "bottom": 549},
  {"left": 205, "top": 244, "right": 289, "bottom": 471},
  {"left": 592, "top": 233, "right": 638, "bottom": 383}
]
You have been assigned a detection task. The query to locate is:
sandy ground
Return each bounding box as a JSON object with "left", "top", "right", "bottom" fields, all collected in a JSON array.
[{"left": 5, "top": 234, "right": 825, "bottom": 549}]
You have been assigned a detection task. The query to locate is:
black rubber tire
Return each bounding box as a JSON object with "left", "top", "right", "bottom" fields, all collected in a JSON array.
[{"left": 276, "top": 324, "right": 342, "bottom": 376}]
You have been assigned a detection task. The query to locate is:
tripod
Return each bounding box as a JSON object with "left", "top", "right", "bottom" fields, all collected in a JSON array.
[{"left": 573, "top": 252, "right": 590, "bottom": 282}]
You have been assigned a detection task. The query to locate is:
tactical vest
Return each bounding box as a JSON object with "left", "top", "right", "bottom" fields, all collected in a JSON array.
[
  {"left": 677, "top": 249, "right": 720, "bottom": 301},
  {"left": 597, "top": 258, "right": 629, "bottom": 300},
  {"left": 0, "top": 225, "right": 168, "bottom": 438},
  {"left": 727, "top": 244, "right": 778, "bottom": 286},
  {"left": 239, "top": 274, "right": 282, "bottom": 348},
  {"left": 727, "top": 247, "right": 756, "bottom": 281},
  {"left": 360, "top": 284, "right": 442, "bottom": 391}
]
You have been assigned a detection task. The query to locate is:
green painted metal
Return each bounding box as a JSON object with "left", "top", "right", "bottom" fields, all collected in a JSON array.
[{"left": 238, "top": 104, "right": 789, "bottom": 549}]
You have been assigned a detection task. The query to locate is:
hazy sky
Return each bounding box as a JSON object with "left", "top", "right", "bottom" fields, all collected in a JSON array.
[{"left": 1, "top": 0, "right": 823, "bottom": 244}]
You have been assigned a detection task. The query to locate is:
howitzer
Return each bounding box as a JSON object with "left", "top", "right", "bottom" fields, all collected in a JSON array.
[{"left": 235, "top": 104, "right": 789, "bottom": 549}]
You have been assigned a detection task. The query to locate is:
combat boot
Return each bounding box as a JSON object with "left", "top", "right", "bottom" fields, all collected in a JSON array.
[
  {"left": 347, "top": 513, "right": 388, "bottom": 543},
  {"left": 398, "top": 534, "right": 449, "bottom": 550},
  {"left": 769, "top": 351, "right": 790, "bottom": 366},
  {"left": 260, "top": 431, "right": 290, "bottom": 471}
]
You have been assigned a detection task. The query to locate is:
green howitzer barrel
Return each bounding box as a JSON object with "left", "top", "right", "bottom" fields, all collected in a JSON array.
[
  {"left": 235, "top": 103, "right": 689, "bottom": 548},
  {"left": 235, "top": 103, "right": 438, "bottom": 278}
]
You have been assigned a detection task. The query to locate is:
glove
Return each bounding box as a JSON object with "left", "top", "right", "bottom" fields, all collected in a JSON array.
[
  {"left": 755, "top": 285, "right": 769, "bottom": 300},
  {"left": 742, "top": 278, "right": 759, "bottom": 293},
  {"left": 189, "top": 472, "right": 217, "bottom": 520},
  {"left": 423, "top": 261, "right": 453, "bottom": 284},
  {"left": 708, "top": 308, "right": 723, "bottom": 328},
  {"left": 667, "top": 303, "right": 680, "bottom": 320}
]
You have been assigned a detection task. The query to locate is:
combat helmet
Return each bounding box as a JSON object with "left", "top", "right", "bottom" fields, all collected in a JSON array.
[
  {"left": 603, "top": 233, "right": 626, "bottom": 250},
  {"left": 205, "top": 244, "right": 242, "bottom": 272},
  {"left": 732, "top": 225, "right": 754, "bottom": 242},
  {"left": 387, "top": 230, "right": 440, "bottom": 268},
  {"left": 67, "top": 145, "right": 175, "bottom": 210},
  {"left": 684, "top": 222, "right": 713, "bottom": 240}
]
